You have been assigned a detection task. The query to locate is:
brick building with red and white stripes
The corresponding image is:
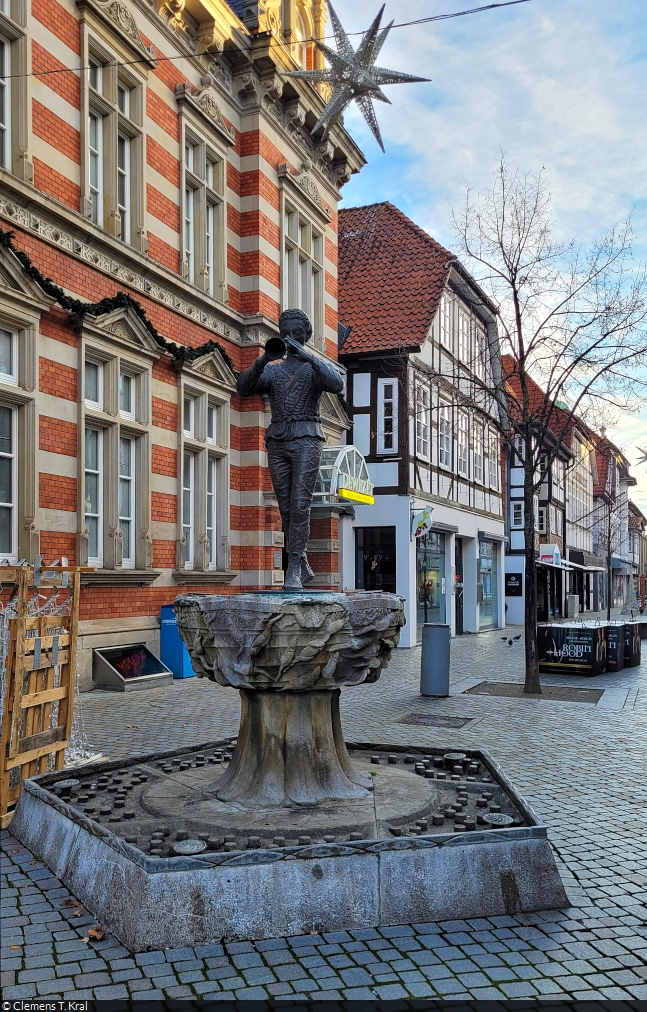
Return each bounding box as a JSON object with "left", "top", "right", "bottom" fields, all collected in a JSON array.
[{"left": 0, "top": 0, "right": 364, "bottom": 687}]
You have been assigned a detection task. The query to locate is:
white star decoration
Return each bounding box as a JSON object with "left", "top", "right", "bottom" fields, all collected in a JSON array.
[
  {"left": 284, "top": 2, "right": 429, "bottom": 152},
  {"left": 637, "top": 446, "right": 647, "bottom": 467}
]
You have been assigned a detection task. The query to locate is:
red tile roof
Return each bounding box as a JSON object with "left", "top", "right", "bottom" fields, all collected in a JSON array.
[{"left": 338, "top": 202, "right": 454, "bottom": 356}]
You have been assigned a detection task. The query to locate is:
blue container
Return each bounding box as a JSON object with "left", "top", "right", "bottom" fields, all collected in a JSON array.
[{"left": 160, "top": 604, "right": 194, "bottom": 679}]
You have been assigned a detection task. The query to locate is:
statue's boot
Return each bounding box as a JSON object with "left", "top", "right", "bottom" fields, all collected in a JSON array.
[
  {"left": 301, "top": 555, "right": 315, "bottom": 585},
  {"left": 284, "top": 554, "right": 303, "bottom": 590}
]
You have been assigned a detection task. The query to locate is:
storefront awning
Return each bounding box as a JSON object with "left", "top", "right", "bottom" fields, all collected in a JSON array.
[
  {"left": 537, "top": 559, "right": 573, "bottom": 571},
  {"left": 478, "top": 531, "right": 509, "bottom": 543},
  {"left": 567, "top": 560, "right": 605, "bottom": 572}
]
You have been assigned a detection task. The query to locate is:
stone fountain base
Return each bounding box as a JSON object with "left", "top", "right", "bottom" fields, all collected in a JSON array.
[{"left": 10, "top": 740, "right": 568, "bottom": 951}]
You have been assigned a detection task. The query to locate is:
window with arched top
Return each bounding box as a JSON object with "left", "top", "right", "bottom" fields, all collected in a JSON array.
[{"left": 294, "top": 8, "right": 307, "bottom": 68}]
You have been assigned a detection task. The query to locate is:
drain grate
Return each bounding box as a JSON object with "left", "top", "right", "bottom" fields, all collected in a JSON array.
[{"left": 397, "top": 714, "right": 473, "bottom": 728}]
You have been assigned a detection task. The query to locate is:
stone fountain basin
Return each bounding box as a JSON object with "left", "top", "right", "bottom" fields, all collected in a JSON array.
[{"left": 10, "top": 740, "right": 568, "bottom": 950}]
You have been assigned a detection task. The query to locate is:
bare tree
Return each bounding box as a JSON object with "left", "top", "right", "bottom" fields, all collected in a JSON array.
[{"left": 450, "top": 158, "right": 647, "bottom": 693}]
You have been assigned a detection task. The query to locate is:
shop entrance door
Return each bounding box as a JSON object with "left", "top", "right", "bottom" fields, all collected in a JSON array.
[
  {"left": 455, "top": 538, "right": 464, "bottom": 635},
  {"left": 355, "top": 527, "right": 397, "bottom": 593}
]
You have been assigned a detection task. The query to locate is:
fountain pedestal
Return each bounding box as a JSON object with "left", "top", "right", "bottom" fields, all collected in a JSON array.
[{"left": 174, "top": 591, "right": 405, "bottom": 808}]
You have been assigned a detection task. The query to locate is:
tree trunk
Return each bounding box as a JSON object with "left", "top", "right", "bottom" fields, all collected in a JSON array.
[
  {"left": 524, "top": 463, "right": 541, "bottom": 694},
  {"left": 606, "top": 506, "right": 612, "bottom": 621}
]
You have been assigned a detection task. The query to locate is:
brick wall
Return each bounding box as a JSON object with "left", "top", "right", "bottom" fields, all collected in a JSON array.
[
  {"left": 39, "top": 473, "right": 76, "bottom": 510},
  {"left": 39, "top": 415, "right": 77, "bottom": 456}
]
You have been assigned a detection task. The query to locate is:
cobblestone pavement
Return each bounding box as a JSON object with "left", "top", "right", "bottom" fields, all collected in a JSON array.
[{"left": 2, "top": 624, "right": 646, "bottom": 1001}]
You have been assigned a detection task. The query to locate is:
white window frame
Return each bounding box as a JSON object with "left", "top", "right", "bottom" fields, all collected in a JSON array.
[
  {"left": 206, "top": 455, "right": 216, "bottom": 569},
  {"left": 0, "top": 34, "right": 10, "bottom": 171},
  {"left": 474, "top": 324, "right": 486, "bottom": 380},
  {"left": 182, "top": 450, "right": 195, "bottom": 569},
  {"left": 117, "top": 80, "right": 130, "bottom": 116},
  {"left": 550, "top": 504, "right": 556, "bottom": 534},
  {"left": 117, "top": 132, "right": 130, "bottom": 243},
  {"left": 206, "top": 402, "right": 217, "bottom": 444},
  {"left": 84, "top": 426, "right": 103, "bottom": 567},
  {"left": 377, "top": 377, "right": 398, "bottom": 455},
  {"left": 184, "top": 186, "right": 195, "bottom": 284},
  {"left": 511, "top": 501, "right": 523, "bottom": 528},
  {"left": 439, "top": 295, "right": 452, "bottom": 350},
  {"left": 119, "top": 370, "right": 135, "bottom": 419},
  {"left": 458, "top": 311, "right": 470, "bottom": 363},
  {"left": 183, "top": 394, "right": 194, "bottom": 437},
  {"left": 88, "top": 110, "right": 103, "bottom": 226},
  {"left": 118, "top": 434, "right": 135, "bottom": 568},
  {"left": 457, "top": 413, "right": 469, "bottom": 477},
  {"left": 474, "top": 429, "right": 483, "bottom": 483},
  {"left": 0, "top": 403, "right": 17, "bottom": 562},
  {"left": 0, "top": 327, "right": 18, "bottom": 386},
  {"left": 439, "top": 404, "right": 451, "bottom": 469},
  {"left": 538, "top": 505, "right": 547, "bottom": 534},
  {"left": 415, "top": 383, "right": 430, "bottom": 460},
  {"left": 88, "top": 56, "right": 102, "bottom": 92},
  {"left": 84, "top": 358, "right": 103, "bottom": 409},
  {"left": 283, "top": 202, "right": 324, "bottom": 345},
  {"left": 488, "top": 432, "right": 500, "bottom": 489}
]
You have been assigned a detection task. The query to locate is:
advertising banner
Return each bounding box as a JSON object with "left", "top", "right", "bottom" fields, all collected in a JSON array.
[{"left": 537, "top": 624, "right": 608, "bottom": 676}]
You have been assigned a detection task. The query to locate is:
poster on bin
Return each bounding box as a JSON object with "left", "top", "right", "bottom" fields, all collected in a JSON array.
[{"left": 537, "top": 624, "right": 608, "bottom": 675}]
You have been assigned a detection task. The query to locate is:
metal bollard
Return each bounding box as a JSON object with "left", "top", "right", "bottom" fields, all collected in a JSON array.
[{"left": 420, "top": 623, "right": 450, "bottom": 697}]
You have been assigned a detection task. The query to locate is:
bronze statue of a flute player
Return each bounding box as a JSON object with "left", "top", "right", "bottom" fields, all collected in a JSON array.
[{"left": 236, "top": 309, "right": 344, "bottom": 590}]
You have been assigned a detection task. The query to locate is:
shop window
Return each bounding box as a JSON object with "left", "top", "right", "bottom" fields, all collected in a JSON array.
[
  {"left": 416, "top": 531, "right": 446, "bottom": 640},
  {"left": 355, "top": 526, "right": 396, "bottom": 593},
  {"left": 377, "top": 377, "right": 398, "bottom": 454},
  {"left": 478, "top": 539, "right": 498, "bottom": 628}
]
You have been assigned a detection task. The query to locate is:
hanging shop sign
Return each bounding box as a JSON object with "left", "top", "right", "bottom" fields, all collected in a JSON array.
[
  {"left": 313, "top": 446, "right": 374, "bottom": 505},
  {"left": 540, "top": 544, "right": 561, "bottom": 567},
  {"left": 411, "top": 507, "right": 434, "bottom": 539}
]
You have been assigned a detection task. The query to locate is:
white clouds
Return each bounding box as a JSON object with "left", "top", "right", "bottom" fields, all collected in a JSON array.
[{"left": 337, "top": 0, "right": 647, "bottom": 254}]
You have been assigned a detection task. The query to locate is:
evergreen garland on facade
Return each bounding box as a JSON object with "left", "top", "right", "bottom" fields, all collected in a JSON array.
[{"left": 0, "top": 226, "right": 238, "bottom": 376}]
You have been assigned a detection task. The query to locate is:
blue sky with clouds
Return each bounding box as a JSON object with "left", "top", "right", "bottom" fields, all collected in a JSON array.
[{"left": 333, "top": 0, "right": 647, "bottom": 508}]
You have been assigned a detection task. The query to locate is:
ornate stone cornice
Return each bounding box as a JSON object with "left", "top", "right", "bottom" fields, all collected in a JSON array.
[{"left": 0, "top": 191, "right": 242, "bottom": 345}]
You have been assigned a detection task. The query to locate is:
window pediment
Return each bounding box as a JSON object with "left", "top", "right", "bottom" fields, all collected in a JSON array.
[
  {"left": 74, "top": 305, "right": 163, "bottom": 358},
  {"left": 176, "top": 348, "right": 237, "bottom": 392},
  {"left": 278, "top": 163, "right": 332, "bottom": 223},
  {"left": 76, "top": 0, "right": 156, "bottom": 68},
  {"left": 0, "top": 245, "right": 56, "bottom": 314},
  {"left": 175, "top": 83, "right": 235, "bottom": 147},
  {"left": 320, "top": 390, "right": 350, "bottom": 430}
]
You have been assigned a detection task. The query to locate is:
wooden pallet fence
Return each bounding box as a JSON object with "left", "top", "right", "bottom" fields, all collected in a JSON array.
[{"left": 0, "top": 562, "right": 83, "bottom": 826}]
